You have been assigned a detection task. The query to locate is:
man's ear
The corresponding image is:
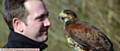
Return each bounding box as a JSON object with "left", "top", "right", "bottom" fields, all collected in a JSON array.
[{"left": 12, "top": 17, "right": 24, "bottom": 32}]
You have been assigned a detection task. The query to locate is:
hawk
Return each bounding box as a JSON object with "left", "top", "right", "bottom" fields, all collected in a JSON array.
[{"left": 58, "top": 10, "right": 114, "bottom": 51}]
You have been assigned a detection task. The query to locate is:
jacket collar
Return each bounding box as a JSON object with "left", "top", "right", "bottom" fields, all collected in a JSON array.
[{"left": 8, "top": 31, "right": 48, "bottom": 50}]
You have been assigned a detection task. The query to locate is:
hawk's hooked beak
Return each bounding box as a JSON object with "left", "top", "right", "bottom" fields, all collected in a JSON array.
[
  {"left": 58, "top": 12, "right": 65, "bottom": 22},
  {"left": 58, "top": 11, "right": 69, "bottom": 22}
]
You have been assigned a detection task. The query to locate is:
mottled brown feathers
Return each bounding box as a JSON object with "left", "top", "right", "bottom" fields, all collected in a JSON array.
[{"left": 59, "top": 9, "right": 114, "bottom": 51}]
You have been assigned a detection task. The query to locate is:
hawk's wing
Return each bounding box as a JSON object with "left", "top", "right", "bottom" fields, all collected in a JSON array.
[{"left": 65, "top": 21, "right": 113, "bottom": 51}]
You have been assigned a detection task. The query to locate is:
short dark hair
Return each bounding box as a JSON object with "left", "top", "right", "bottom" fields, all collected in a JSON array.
[{"left": 3, "top": 0, "right": 28, "bottom": 30}]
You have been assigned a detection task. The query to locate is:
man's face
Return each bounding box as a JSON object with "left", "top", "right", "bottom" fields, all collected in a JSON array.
[{"left": 23, "top": 0, "right": 50, "bottom": 42}]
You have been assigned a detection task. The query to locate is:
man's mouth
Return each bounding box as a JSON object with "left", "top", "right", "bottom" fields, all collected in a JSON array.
[
  {"left": 37, "top": 27, "right": 49, "bottom": 37},
  {"left": 38, "top": 31, "right": 48, "bottom": 36},
  {"left": 43, "top": 31, "right": 48, "bottom": 35}
]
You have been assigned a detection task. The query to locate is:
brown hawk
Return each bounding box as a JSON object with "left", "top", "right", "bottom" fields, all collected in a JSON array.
[{"left": 58, "top": 10, "right": 114, "bottom": 51}]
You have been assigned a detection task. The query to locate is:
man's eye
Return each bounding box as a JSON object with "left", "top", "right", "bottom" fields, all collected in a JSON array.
[
  {"left": 35, "top": 13, "right": 48, "bottom": 21},
  {"left": 38, "top": 17, "right": 45, "bottom": 21}
]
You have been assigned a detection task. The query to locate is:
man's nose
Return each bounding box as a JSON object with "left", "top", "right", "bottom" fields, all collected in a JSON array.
[{"left": 43, "top": 18, "right": 51, "bottom": 27}]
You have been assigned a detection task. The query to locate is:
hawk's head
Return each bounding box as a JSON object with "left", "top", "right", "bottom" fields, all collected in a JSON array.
[{"left": 58, "top": 10, "right": 77, "bottom": 23}]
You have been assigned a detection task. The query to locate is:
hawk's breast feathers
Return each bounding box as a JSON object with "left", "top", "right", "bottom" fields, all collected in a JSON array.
[{"left": 58, "top": 9, "right": 114, "bottom": 51}]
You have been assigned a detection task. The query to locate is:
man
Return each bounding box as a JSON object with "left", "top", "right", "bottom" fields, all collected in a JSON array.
[{"left": 3, "top": 0, "right": 51, "bottom": 50}]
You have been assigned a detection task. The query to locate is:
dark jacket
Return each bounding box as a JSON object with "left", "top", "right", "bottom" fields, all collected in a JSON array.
[{"left": 4, "top": 31, "right": 48, "bottom": 51}]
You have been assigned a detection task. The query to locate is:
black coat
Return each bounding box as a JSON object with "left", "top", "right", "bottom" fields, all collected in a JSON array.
[{"left": 4, "top": 31, "right": 48, "bottom": 51}]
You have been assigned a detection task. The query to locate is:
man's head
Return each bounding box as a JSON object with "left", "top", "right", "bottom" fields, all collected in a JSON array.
[{"left": 3, "top": 0, "right": 51, "bottom": 42}]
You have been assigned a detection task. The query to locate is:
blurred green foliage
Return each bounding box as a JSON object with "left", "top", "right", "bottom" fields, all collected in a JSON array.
[{"left": 0, "top": 0, "right": 120, "bottom": 51}]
